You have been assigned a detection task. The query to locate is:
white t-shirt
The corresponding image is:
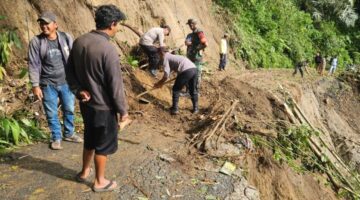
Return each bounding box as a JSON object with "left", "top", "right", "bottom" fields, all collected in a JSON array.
[{"left": 139, "top": 27, "right": 165, "bottom": 47}]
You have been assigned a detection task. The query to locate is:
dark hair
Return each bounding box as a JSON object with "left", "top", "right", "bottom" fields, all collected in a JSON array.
[
  {"left": 160, "top": 24, "right": 171, "bottom": 33},
  {"left": 95, "top": 4, "right": 126, "bottom": 30}
]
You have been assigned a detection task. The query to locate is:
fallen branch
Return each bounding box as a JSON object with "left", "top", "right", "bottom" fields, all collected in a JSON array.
[
  {"left": 120, "top": 22, "right": 143, "bottom": 37},
  {"left": 190, "top": 100, "right": 239, "bottom": 150},
  {"left": 118, "top": 137, "right": 140, "bottom": 145},
  {"left": 278, "top": 86, "right": 360, "bottom": 196}
]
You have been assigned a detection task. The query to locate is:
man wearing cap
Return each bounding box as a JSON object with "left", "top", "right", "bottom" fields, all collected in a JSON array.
[
  {"left": 139, "top": 25, "right": 171, "bottom": 77},
  {"left": 185, "top": 18, "right": 208, "bottom": 91},
  {"left": 28, "top": 11, "right": 83, "bottom": 150}
]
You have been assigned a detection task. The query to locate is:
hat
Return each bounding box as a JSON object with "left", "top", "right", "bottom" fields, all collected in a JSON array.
[
  {"left": 37, "top": 11, "right": 56, "bottom": 23},
  {"left": 186, "top": 18, "right": 197, "bottom": 25}
]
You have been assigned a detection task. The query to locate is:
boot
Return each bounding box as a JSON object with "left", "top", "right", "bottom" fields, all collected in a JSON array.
[
  {"left": 171, "top": 91, "right": 180, "bottom": 115},
  {"left": 191, "top": 95, "right": 199, "bottom": 114}
]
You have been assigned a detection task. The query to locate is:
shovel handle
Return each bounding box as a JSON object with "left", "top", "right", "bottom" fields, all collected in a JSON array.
[{"left": 136, "top": 77, "right": 176, "bottom": 98}]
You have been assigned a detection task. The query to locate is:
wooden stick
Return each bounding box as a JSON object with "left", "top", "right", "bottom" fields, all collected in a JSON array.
[
  {"left": 205, "top": 100, "right": 239, "bottom": 142},
  {"left": 118, "top": 138, "right": 140, "bottom": 145},
  {"left": 120, "top": 22, "right": 143, "bottom": 37},
  {"left": 292, "top": 102, "right": 360, "bottom": 187},
  {"left": 136, "top": 77, "right": 176, "bottom": 99}
]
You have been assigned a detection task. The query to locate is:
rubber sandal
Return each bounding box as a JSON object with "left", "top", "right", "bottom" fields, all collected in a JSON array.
[
  {"left": 92, "top": 180, "right": 118, "bottom": 193},
  {"left": 75, "top": 168, "right": 93, "bottom": 183}
]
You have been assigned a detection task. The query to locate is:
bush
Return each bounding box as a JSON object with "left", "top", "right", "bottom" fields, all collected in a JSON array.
[
  {"left": 214, "top": 0, "right": 357, "bottom": 69},
  {"left": 0, "top": 15, "right": 21, "bottom": 80}
]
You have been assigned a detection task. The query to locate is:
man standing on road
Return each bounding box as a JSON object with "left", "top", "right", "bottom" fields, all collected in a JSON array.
[
  {"left": 66, "top": 5, "right": 129, "bottom": 192},
  {"left": 28, "top": 11, "right": 82, "bottom": 150},
  {"left": 185, "top": 18, "right": 208, "bottom": 91},
  {"left": 139, "top": 25, "right": 171, "bottom": 77}
]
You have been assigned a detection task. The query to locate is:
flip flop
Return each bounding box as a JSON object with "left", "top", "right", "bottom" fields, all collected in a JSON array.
[
  {"left": 92, "top": 180, "right": 118, "bottom": 193},
  {"left": 75, "top": 168, "right": 93, "bottom": 183}
]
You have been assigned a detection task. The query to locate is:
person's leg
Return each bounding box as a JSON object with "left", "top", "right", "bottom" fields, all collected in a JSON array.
[
  {"left": 172, "top": 70, "right": 193, "bottom": 114},
  {"left": 195, "top": 62, "right": 202, "bottom": 91},
  {"left": 223, "top": 54, "right": 227, "bottom": 70},
  {"left": 42, "top": 85, "right": 62, "bottom": 143},
  {"left": 92, "top": 109, "right": 118, "bottom": 190},
  {"left": 59, "top": 84, "right": 75, "bottom": 138},
  {"left": 93, "top": 154, "right": 117, "bottom": 189},
  {"left": 293, "top": 67, "right": 297, "bottom": 76},
  {"left": 316, "top": 64, "right": 319, "bottom": 74},
  {"left": 77, "top": 103, "right": 94, "bottom": 179},
  {"left": 147, "top": 46, "right": 160, "bottom": 76},
  {"left": 329, "top": 65, "right": 334, "bottom": 75},
  {"left": 141, "top": 45, "right": 157, "bottom": 76},
  {"left": 218, "top": 54, "right": 223, "bottom": 70},
  {"left": 172, "top": 78, "right": 183, "bottom": 114},
  {"left": 299, "top": 67, "right": 304, "bottom": 78},
  {"left": 77, "top": 148, "right": 94, "bottom": 179},
  {"left": 188, "top": 69, "right": 198, "bottom": 113}
]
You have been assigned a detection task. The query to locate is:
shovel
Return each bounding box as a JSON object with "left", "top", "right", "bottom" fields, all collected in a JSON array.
[{"left": 136, "top": 77, "right": 176, "bottom": 103}]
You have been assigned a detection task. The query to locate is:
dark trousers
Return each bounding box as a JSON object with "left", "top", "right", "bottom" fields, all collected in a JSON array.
[
  {"left": 218, "top": 54, "right": 227, "bottom": 70},
  {"left": 172, "top": 68, "right": 198, "bottom": 110},
  {"left": 293, "top": 66, "right": 304, "bottom": 77},
  {"left": 140, "top": 44, "right": 160, "bottom": 74}
]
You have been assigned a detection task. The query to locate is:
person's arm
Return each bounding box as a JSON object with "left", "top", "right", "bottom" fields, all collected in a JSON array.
[
  {"left": 28, "top": 37, "right": 43, "bottom": 100},
  {"left": 154, "top": 57, "right": 170, "bottom": 88},
  {"left": 104, "top": 48, "right": 128, "bottom": 118},
  {"left": 197, "top": 31, "right": 208, "bottom": 50},
  {"left": 65, "top": 45, "right": 84, "bottom": 100},
  {"left": 159, "top": 29, "right": 165, "bottom": 47},
  {"left": 185, "top": 34, "right": 192, "bottom": 46},
  {"left": 304, "top": 62, "right": 310, "bottom": 74}
]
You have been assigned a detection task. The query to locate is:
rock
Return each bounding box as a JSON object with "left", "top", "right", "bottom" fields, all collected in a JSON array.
[
  {"left": 244, "top": 186, "right": 260, "bottom": 200},
  {"left": 159, "top": 154, "right": 176, "bottom": 163},
  {"left": 8, "top": 80, "right": 16, "bottom": 87}
]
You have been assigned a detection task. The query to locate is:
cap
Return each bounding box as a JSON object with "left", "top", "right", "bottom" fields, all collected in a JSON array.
[
  {"left": 186, "top": 18, "right": 197, "bottom": 25},
  {"left": 37, "top": 11, "right": 56, "bottom": 23}
]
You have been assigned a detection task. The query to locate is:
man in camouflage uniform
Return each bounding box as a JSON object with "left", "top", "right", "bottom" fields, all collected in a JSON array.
[{"left": 185, "top": 18, "right": 208, "bottom": 91}]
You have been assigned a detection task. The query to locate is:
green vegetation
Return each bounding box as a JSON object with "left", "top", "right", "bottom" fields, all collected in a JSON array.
[
  {"left": 0, "top": 16, "right": 45, "bottom": 150},
  {"left": 126, "top": 55, "right": 139, "bottom": 69},
  {"left": 213, "top": 0, "right": 360, "bottom": 69},
  {"left": 252, "top": 125, "right": 360, "bottom": 199},
  {"left": 0, "top": 15, "right": 21, "bottom": 80},
  {"left": 0, "top": 112, "right": 47, "bottom": 149}
]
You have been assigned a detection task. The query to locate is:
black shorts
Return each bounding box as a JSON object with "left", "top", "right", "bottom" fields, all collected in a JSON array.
[{"left": 80, "top": 104, "right": 118, "bottom": 155}]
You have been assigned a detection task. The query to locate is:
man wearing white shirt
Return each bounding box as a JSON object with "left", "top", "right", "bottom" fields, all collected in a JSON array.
[
  {"left": 139, "top": 25, "right": 171, "bottom": 77},
  {"left": 218, "top": 34, "right": 228, "bottom": 71}
]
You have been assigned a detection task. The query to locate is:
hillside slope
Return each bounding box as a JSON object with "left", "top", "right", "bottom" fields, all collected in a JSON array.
[
  {"left": 0, "top": 0, "right": 223, "bottom": 66},
  {"left": 0, "top": 1, "right": 360, "bottom": 200}
]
